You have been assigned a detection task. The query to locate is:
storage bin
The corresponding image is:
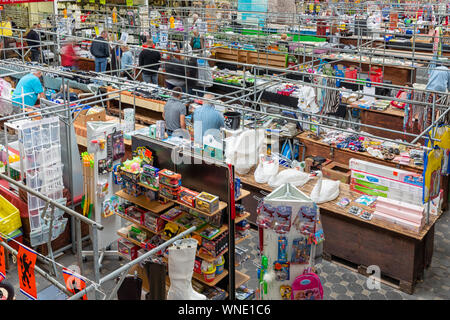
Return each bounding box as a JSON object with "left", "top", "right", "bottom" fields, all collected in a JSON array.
[{"left": 0, "top": 195, "right": 22, "bottom": 235}]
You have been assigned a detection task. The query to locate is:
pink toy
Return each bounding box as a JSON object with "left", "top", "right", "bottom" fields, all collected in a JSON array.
[{"left": 291, "top": 271, "right": 323, "bottom": 300}]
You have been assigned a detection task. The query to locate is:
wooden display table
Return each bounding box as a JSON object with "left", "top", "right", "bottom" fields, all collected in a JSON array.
[
  {"left": 296, "top": 131, "right": 423, "bottom": 173},
  {"left": 104, "top": 86, "right": 166, "bottom": 113},
  {"left": 212, "top": 47, "right": 287, "bottom": 69},
  {"left": 296, "top": 131, "right": 449, "bottom": 211},
  {"left": 236, "top": 167, "right": 440, "bottom": 294},
  {"left": 347, "top": 104, "right": 422, "bottom": 143},
  {"left": 319, "top": 55, "right": 421, "bottom": 85}
]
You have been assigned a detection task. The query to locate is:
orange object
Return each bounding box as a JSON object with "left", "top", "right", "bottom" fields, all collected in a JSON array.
[
  {"left": 17, "top": 244, "right": 37, "bottom": 300},
  {"left": 62, "top": 268, "right": 87, "bottom": 300}
]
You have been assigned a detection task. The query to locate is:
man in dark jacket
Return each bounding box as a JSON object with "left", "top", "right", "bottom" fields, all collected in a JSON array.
[
  {"left": 26, "top": 24, "right": 41, "bottom": 62},
  {"left": 138, "top": 39, "right": 161, "bottom": 84},
  {"left": 90, "top": 30, "right": 110, "bottom": 74}
]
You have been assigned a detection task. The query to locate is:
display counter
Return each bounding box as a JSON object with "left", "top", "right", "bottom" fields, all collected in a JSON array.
[{"left": 236, "top": 166, "right": 440, "bottom": 294}]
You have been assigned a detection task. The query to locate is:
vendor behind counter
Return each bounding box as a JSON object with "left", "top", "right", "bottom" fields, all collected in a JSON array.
[{"left": 11, "top": 70, "right": 44, "bottom": 112}]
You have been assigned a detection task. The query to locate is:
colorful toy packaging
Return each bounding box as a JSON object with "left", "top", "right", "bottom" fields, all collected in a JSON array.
[
  {"left": 159, "top": 169, "right": 182, "bottom": 187},
  {"left": 140, "top": 164, "right": 159, "bottom": 189},
  {"left": 160, "top": 184, "right": 181, "bottom": 200},
  {"left": 179, "top": 187, "right": 199, "bottom": 207},
  {"left": 143, "top": 211, "right": 166, "bottom": 233},
  {"left": 117, "top": 238, "right": 139, "bottom": 260},
  {"left": 195, "top": 192, "right": 219, "bottom": 213}
]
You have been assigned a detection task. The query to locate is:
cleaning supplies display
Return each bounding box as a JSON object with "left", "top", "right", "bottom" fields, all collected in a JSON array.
[
  {"left": 17, "top": 117, "right": 67, "bottom": 247},
  {"left": 256, "top": 183, "right": 323, "bottom": 300}
]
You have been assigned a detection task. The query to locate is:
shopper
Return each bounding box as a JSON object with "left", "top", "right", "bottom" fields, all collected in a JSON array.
[
  {"left": 165, "top": 54, "right": 186, "bottom": 91},
  {"left": 60, "top": 39, "right": 79, "bottom": 70},
  {"left": 121, "top": 44, "right": 134, "bottom": 80},
  {"left": 11, "top": 71, "right": 44, "bottom": 111},
  {"left": 193, "top": 93, "right": 224, "bottom": 145},
  {"left": 163, "top": 87, "right": 186, "bottom": 136},
  {"left": 190, "top": 29, "right": 204, "bottom": 50},
  {"left": 138, "top": 39, "right": 161, "bottom": 84},
  {"left": 90, "top": 30, "right": 110, "bottom": 74},
  {"left": 26, "top": 24, "right": 41, "bottom": 63}
]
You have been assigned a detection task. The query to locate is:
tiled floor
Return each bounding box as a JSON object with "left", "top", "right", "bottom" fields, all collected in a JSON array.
[{"left": 2, "top": 201, "right": 449, "bottom": 300}]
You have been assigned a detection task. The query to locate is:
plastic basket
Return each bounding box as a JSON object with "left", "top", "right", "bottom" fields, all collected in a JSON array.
[{"left": 0, "top": 194, "right": 22, "bottom": 236}]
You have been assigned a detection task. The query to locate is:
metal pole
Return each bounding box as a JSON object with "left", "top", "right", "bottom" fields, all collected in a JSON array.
[
  {"left": 0, "top": 240, "right": 72, "bottom": 296},
  {"left": 68, "top": 226, "right": 197, "bottom": 300},
  {"left": 91, "top": 224, "right": 101, "bottom": 300}
]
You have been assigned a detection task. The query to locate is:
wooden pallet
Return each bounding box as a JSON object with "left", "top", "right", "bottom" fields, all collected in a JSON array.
[{"left": 322, "top": 252, "right": 417, "bottom": 295}]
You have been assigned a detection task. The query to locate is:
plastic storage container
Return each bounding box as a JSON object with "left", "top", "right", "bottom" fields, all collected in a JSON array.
[{"left": 0, "top": 195, "right": 22, "bottom": 235}]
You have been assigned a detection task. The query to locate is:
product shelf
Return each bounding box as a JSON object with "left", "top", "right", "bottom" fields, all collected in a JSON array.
[
  {"left": 235, "top": 189, "right": 250, "bottom": 201},
  {"left": 235, "top": 212, "right": 251, "bottom": 224},
  {"left": 117, "top": 225, "right": 145, "bottom": 248},
  {"left": 115, "top": 212, "right": 163, "bottom": 235},
  {"left": 235, "top": 270, "right": 250, "bottom": 289},
  {"left": 160, "top": 195, "right": 227, "bottom": 217},
  {"left": 235, "top": 234, "right": 251, "bottom": 245},
  {"left": 137, "top": 182, "right": 159, "bottom": 192},
  {"left": 115, "top": 189, "right": 174, "bottom": 214},
  {"left": 192, "top": 269, "right": 229, "bottom": 287}
]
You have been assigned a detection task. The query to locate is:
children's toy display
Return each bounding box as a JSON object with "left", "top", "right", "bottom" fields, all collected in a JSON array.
[
  {"left": 179, "top": 187, "right": 199, "bottom": 207},
  {"left": 236, "top": 285, "right": 256, "bottom": 300},
  {"left": 195, "top": 191, "right": 219, "bottom": 213},
  {"left": 17, "top": 117, "right": 67, "bottom": 247},
  {"left": 118, "top": 237, "right": 139, "bottom": 260},
  {"left": 159, "top": 169, "right": 182, "bottom": 200},
  {"left": 198, "top": 231, "right": 228, "bottom": 258},
  {"left": 140, "top": 164, "right": 159, "bottom": 190},
  {"left": 256, "top": 183, "right": 323, "bottom": 300}
]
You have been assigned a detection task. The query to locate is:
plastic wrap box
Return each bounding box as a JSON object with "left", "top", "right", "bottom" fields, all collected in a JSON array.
[
  {"left": 195, "top": 192, "right": 219, "bottom": 213},
  {"left": 118, "top": 238, "right": 139, "bottom": 260}
]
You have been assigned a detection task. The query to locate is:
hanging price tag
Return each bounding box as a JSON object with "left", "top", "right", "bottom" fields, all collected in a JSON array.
[
  {"left": 89, "top": 0, "right": 95, "bottom": 3},
  {"left": 126, "top": 0, "right": 133, "bottom": 6},
  {"left": 100, "top": 0, "right": 105, "bottom": 4},
  {"left": 17, "top": 244, "right": 37, "bottom": 300}
]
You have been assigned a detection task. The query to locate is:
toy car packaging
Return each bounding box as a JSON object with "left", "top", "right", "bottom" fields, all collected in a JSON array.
[
  {"left": 195, "top": 192, "right": 219, "bottom": 213},
  {"left": 160, "top": 184, "right": 181, "bottom": 200},
  {"left": 158, "top": 169, "right": 181, "bottom": 187},
  {"left": 179, "top": 187, "right": 199, "bottom": 207},
  {"left": 140, "top": 164, "right": 159, "bottom": 189}
]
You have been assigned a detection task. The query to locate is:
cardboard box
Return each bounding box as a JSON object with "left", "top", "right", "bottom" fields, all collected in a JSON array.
[
  {"left": 322, "top": 161, "right": 351, "bottom": 184},
  {"left": 73, "top": 107, "right": 106, "bottom": 126}
]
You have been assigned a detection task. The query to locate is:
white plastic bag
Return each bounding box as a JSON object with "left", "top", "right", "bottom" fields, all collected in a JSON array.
[
  {"left": 268, "top": 169, "right": 311, "bottom": 188},
  {"left": 0, "top": 78, "right": 13, "bottom": 116},
  {"left": 254, "top": 154, "right": 279, "bottom": 184}
]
